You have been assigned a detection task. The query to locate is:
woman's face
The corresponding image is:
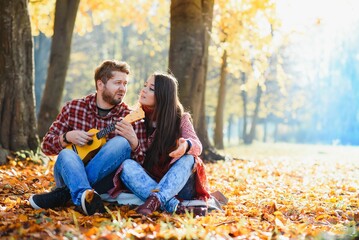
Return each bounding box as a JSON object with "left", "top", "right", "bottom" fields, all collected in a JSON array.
[{"left": 139, "top": 75, "right": 156, "bottom": 108}]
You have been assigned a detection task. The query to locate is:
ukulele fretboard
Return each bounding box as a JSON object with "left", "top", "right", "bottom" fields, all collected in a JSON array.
[{"left": 96, "top": 123, "right": 116, "bottom": 139}]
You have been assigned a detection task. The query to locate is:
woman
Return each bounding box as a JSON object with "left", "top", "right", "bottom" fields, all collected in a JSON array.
[{"left": 108, "top": 72, "right": 210, "bottom": 216}]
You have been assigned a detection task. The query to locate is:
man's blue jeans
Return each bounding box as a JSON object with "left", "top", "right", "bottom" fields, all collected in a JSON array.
[
  {"left": 54, "top": 136, "right": 131, "bottom": 205},
  {"left": 120, "top": 154, "right": 196, "bottom": 213}
]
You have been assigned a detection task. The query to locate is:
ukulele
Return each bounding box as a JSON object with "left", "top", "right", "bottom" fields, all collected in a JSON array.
[{"left": 66, "top": 107, "right": 145, "bottom": 164}]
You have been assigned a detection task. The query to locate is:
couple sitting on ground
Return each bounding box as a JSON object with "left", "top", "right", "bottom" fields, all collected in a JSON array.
[{"left": 29, "top": 60, "right": 212, "bottom": 216}]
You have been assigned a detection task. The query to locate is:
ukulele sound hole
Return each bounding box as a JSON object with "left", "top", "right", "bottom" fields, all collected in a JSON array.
[{"left": 87, "top": 140, "right": 93, "bottom": 145}]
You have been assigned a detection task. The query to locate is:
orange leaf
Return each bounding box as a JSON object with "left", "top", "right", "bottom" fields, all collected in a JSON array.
[{"left": 18, "top": 214, "right": 28, "bottom": 222}]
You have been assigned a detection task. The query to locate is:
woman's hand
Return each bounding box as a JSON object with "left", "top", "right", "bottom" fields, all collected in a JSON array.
[
  {"left": 115, "top": 120, "right": 139, "bottom": 150},
  {"left": 169, "top": 137, "right": 188, "bottom": 158}
]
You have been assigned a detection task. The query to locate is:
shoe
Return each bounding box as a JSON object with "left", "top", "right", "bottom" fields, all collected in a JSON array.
[
  {"left": 29, "top": 187, "right": 71, "bottom": 209},
  {"left": 175, "top": 204, "right": 208, "bottom": 216},
  {"left": 81, "top": 189, "right": 105, "bottom": 216},
  {"left": 136, "top": 195, "right": 161, "bottom": 216}
]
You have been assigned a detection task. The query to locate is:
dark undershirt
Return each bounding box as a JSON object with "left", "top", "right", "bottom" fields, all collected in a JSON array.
[{"left": 97, "top": 106, "right": 114, "bottom": 117}]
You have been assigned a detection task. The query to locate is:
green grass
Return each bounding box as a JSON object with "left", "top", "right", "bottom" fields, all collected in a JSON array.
[{"left": 221, "top": 142, "right": 359, "bottom": 161}]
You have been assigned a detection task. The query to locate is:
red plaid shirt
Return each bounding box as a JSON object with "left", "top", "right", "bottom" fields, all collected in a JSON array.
[{"left": 41, "top": 93, "right": 147, "bottom": 162}]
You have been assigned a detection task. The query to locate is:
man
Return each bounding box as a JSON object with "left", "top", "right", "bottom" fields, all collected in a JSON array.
[{"left": 29, "top": 60, "right": 144, "bottom": 215}]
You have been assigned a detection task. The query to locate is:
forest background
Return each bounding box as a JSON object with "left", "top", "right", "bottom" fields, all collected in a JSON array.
[
  {"left": 35, "top": 1, "right": 359, "bottom": 146},
  {"left": 1, "top": 0, "right": 359, "bottom": 239},
  {"left": 32, "top": 0, "right": 359, "bottom": 149},
  {"left": 1, "top": 0, "right": 359, "bottom": 157}
]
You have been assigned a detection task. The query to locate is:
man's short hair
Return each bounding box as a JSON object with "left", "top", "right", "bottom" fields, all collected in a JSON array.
[{"left": 94, "top": 60, "right": 130, "bottom": 86}]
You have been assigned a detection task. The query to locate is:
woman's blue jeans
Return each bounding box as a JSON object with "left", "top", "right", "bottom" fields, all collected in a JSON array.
[
  {"left": 120, "top": 155, "right": 196, "bottom": 213},
  {"left": 54, "top": 136, "right": 131, "bottom": 205}
]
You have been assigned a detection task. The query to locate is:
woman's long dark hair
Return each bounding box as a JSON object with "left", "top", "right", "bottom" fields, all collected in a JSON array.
[{"left": 143, "top": 72, "right": 184, "bottom": 170}]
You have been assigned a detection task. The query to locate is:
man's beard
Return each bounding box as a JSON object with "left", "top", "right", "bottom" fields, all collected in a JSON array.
[{"left": 102, "top": 88, "right": 124, "bottom": 106}]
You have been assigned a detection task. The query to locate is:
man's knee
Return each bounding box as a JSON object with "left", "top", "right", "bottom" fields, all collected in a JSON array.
[
  {"left": 55, "top": 149, "right": 80, "bottom": 169},
  {"left": 107, "top": 136, "right": 131, "bottom": 149},
  {"left": 57, "top": 149, "right": 78, "bottom": 161}
]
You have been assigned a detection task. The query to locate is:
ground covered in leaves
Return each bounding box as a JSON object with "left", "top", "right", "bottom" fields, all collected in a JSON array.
[{"left": 1, "top": 143, "right": 359, "bottom": 239}]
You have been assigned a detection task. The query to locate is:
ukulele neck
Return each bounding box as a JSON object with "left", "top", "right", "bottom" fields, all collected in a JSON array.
[
  {"left": 94, "top": 108, "right": 144, "bottom": 140},
  {"left": 96, "top": 123, "right": 116, "bottom": 139}
]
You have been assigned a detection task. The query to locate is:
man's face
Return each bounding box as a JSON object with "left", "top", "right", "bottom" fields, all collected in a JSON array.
[{"left": 100, "top": 71, "right": 128, "bottom": 106}]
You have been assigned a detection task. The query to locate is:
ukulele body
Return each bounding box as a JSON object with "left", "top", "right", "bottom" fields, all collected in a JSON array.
[
  {"left": 66, "top": 128, "right": 107, "bottom": 164},
  {"left": 65, "top": 107, "right": 144, "bottom": 164}
]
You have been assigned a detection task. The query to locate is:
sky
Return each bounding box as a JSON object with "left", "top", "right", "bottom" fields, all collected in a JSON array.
[
  {"left": 273, "top": 0, "right": 359, "bottom": 145},
  {"left": 276, "top": 0, "right": 359, "bottom": 33},
  {"left": 274, "top": 0, "right": 359, "bottom": 83}
]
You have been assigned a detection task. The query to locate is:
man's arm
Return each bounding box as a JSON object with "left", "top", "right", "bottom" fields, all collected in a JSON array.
[
  {"left": 114, "top": 120, "right": 139, "bottom": 150},
  {"left": 128, "top": 120, "right": 147, "bottom": 164},
  {"left": 114, "top": 119, "right": 147, "bottom": 164},
  {"left": 41, "top": 103, "right": 71, "bottom": 155}
]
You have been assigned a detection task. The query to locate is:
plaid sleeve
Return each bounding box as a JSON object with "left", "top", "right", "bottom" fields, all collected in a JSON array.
[
  {"left": 41, "top": 103, "right": 71, "bottom": 155},
  {"left": 131, "top": 120, "right": 147, "bottom": 164},
  {"left": 181, "top": 113, "right": 202, "bottom": 156}
]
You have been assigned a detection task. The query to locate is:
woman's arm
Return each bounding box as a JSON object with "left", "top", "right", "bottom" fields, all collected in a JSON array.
[
  {"left": 181, "top": 113, "right": 202, "bottom": 156},
  {"left": 169, "top": 113, "right": 202, "bottom": 158}
]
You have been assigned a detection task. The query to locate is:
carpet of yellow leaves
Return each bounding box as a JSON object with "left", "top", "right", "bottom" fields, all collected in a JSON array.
[{"left": 1, "top": 143, "right": 359, "bottom": 239}]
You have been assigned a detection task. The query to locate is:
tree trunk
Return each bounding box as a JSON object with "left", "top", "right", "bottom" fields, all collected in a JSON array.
[
  {"left": 37, "top": 0, "right": 80, "bottom": 138},
  {"left": 238, "top": 117, "right": 242, "bottom": 143},
  {"left": 274, "top": 123, "right": 278, "bottom": 142},
  {"left": 34, "top": 33, "right": 51, "bottom": 114},
  {"left": 169, "top": 0, "right": 222, "bottom": 160},
  {"left": 263, "top": 120, "right": 267, "bottom": 142},
  {"left": 214, "top": 50, "right": 228, "bottom": 149},
  {"left": 0, "top": 0, "right": 38, "bottom": 160},
  {"left": 122, "top": 26, "right": 131, "bottom": 61},
  {"left": 240, "top": 72, "right": 249, "bottom": 142},
  {"left": 246, "top": 84, "right": 262, "bottom": 144},
  {"left": 227, "top": 114, "right": 233, "bottom": 144},
  {"left": 241, "top": 70, "right": 263, "bottom": 144}
]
